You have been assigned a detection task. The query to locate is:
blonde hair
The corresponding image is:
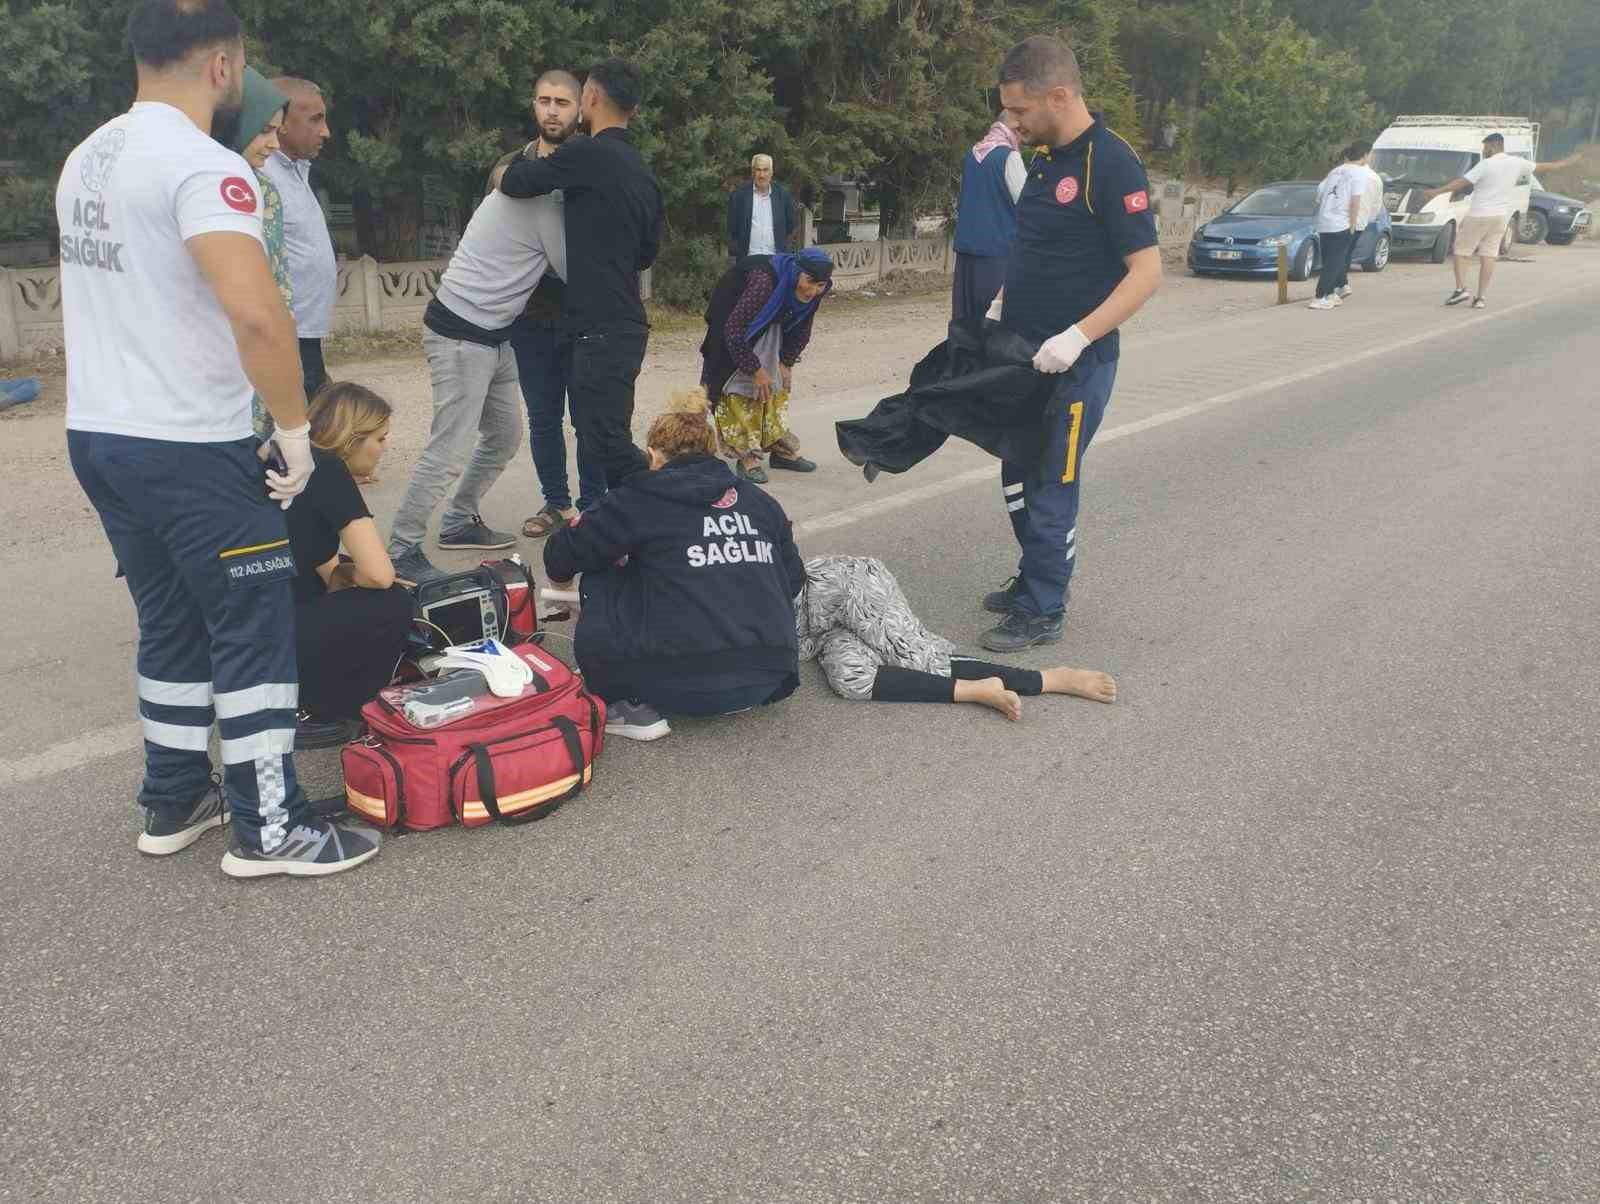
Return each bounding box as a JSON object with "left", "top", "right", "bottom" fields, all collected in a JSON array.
[
  {"left": 308, "top": 381, "right": 392, "bottom": 464},
  {"left": 646, "top": 387, "right": 718, "bottom": 460}
]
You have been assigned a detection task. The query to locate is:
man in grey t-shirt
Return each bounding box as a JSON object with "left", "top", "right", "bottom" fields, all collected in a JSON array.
[{"left": 385, "top": 172, "right": 568, "bottom": 583}]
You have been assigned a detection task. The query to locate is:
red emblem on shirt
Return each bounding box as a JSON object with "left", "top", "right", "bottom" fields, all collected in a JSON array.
[
  {"left": 220, "top": 176, "right": 258, "bottom": 214},
  {"left": 712, "top": 487, "right": 739, "bottom": 510},
  {"left": 1054, "top": 177, "right": 1080, "bottom": 205},
  {"left": 1123, "top": 189, "right": 1150, "bottom": 214}
]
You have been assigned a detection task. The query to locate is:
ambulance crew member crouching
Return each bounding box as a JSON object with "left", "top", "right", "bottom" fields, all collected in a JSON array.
[
  {"left": 60, "top": 0, "right": 377, "bottom": 878},
  {"left": 543, "top": 388, "right": 806, "bottom": 742},
  {"left": 980, "top": 35, "right": 1162, "bottom": 653},
  {"left": 286, "top": 383, "right": 413, "bottom": 743}
]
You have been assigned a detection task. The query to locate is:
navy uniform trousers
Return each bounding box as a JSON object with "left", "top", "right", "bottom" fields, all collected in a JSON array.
[
  {"left": 1000, "top": 349, "right": 1117, "bottom": 618},
  {"left": 69, "top": 431, "right": 308, "bottom": 853}
]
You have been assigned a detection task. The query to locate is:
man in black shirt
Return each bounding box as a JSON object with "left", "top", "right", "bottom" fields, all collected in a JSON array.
[{"left": 500, "top": 58, "right": 665, "bottom": 488}]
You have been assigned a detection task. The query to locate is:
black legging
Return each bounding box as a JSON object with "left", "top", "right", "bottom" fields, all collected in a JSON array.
[
  {"left": 295, "top": 584, "right": 413, "bottom": 719},
  {"left": 870, "top": 656, "right": 1044, "bottom": 704}
]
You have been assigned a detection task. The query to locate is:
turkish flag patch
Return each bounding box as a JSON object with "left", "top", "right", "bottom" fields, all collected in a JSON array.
[
  {"left": 220, "top": 176, "right": 258, "bottom": 214},
  {"left": 1123, "top": 190, "right": 1150, "bottom": 214},
  {"left": 712, "top": 487, "right": 740, "bottom": 509}
]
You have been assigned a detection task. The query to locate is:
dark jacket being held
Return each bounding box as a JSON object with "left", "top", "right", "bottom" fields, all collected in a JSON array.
[
  {"left": 726, "top": 181, "right": 797, "bottom": 259},
  {"left": 836, "top": 319, "right": 1070, "bottom": 477},
  {"left": 544, "top": 454, "right": 806, "bottom": 701}
]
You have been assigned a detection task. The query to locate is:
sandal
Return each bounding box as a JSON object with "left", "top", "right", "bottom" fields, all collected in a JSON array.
[
  {"left": 735, "top": 459, "right": 770, "bottom": 485},
  {"left": 521, "top": 505, "right": 571, "bottom": 539}
]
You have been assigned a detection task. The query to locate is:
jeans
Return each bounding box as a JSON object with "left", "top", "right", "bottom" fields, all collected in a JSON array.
[
  {"left": 388, "top": 329, "right": 524, "bottom": 554},
  {"left": 509, "top": 317, "right": 606, "bottom": 513},
  {"left": 69, "top": 431, "right": 307, "bottom": 852},
  {"left": 561, "top": 322, "right": 651, "bottom": 489},
  {"left": 1001, "top": 350, "right": 1118, "bottom": 618},
  {"left": 1316, "top": 230, "right": 1354, "bottom": 299}
]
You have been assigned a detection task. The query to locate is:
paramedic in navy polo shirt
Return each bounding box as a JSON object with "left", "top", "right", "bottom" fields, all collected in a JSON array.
[{"left": 978, "top": 35, "right": 1162, "bottom": 653}]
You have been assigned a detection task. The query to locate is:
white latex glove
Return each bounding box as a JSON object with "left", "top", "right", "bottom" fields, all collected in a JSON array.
[
  {"left": 985, "top": 294, "right": 1004, "bottom": 322},
  {"left": 1032, "top": 325, "right": 1090, "bottom": 375},
  {"left": 265, "top": 421, "right": 315, "bottom": 509}
]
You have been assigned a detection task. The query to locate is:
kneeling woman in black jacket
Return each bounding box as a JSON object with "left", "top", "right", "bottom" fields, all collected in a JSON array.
[
  {"left": 286, "top": 383, "right": 415, "bottom": 743},
  {"left": 544, "top": 389, "right": 806, "bottom": 741}
]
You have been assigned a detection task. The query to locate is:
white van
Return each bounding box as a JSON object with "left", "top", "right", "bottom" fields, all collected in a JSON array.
[{"left": 1373, "top": 116, "right": 1539, "bottom": 261}]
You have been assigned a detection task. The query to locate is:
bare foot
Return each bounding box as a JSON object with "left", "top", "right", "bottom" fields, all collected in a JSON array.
[
  {"left": 1041, "top": 667, "right": 1117, "bottom": 703},
  {"left": 954, "top": 676, "right": 1023, "bottom": 721},
  {"left": 355, "top": 473, "right": 380, "bottom": 486}
]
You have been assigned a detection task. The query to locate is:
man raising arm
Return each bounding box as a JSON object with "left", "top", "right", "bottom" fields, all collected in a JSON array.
[{"left": 501, "top": 58, "right": 666, "bottom": 489}]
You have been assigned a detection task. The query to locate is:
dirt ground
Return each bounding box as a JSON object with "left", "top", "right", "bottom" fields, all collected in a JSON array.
[{"left": 0, "top": 259, "right": 1278, "bottom": 545}]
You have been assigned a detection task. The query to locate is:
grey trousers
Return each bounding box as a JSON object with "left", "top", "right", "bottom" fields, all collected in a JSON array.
[{"left": 389, "top": 329, "right": 524, "bottom": 554}]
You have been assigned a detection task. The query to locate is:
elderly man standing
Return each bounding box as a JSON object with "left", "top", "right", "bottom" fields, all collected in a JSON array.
[
  {"left": 261, "top": 76, "right": 336, "bottom": 399},
  {"left": 727, "top": 154, "right": 798, "bottom": 260}
]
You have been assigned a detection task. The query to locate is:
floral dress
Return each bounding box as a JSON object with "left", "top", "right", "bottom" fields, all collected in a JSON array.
[{"left": 252, "top": 170, "right": 294, "bottom": 439}]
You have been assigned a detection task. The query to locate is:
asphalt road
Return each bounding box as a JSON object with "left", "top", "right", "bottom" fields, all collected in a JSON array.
[{"left": 3, "top": 271, "right": 1599, "bottom": 1201}]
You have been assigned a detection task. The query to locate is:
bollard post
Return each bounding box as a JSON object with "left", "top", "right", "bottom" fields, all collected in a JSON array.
[{"left": 1276, "top": 244, "right": 1289, "bottom": 305}]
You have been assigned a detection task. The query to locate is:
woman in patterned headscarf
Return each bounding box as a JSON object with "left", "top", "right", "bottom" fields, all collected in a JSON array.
[
  {"left": 796, "top": 555, "right": 1116, "bottom": 720},
  {"left": 699, "top": 246, "right": 834, "bottom": 483},
  {"left": 214, "top": 67, "right": 293, "bottom": 438}
]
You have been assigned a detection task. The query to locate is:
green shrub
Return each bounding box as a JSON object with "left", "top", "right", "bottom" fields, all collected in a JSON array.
[
  {"left": 0, "top": 177, "right": 57, "bottom": 244},
  {"left": 649, "top": 232, "right": 729, "bottom": 313}
]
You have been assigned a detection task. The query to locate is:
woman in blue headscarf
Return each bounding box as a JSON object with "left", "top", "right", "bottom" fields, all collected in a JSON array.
[{"left": 699, "top": 247, "right": 834, "bottom": 483}]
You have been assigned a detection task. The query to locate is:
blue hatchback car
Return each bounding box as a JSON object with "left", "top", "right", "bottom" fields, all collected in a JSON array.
[{"left": 1187, "top": 181, "right": 1392, "bottom": 281}]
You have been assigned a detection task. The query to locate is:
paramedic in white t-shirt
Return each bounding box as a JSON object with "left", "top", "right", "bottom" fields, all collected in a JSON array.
[
  {"left": 59, "top": 0, "right": 378, "bottom": 878},
  {"left": 1426, "top": 133, "right": 1584, "bottom": 308}
]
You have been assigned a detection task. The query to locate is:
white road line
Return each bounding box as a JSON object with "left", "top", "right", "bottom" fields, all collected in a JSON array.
[
  {"left": 0, "top": 721, "right": 145, "bottom": 788},
  {"left": 3, "top": 280, "right": 1593, "bottom": 787}
]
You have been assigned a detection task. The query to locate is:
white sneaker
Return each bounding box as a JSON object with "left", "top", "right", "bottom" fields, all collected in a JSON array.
[
  {"left": 1307, "top": 296, "right": 1339, "bottom": 310},
  {"left": 605, "top": 699, "right": 671, "bottom": 741},
  {"left": 1337, "top": 285, "right": 1352, "bottom": 299}
]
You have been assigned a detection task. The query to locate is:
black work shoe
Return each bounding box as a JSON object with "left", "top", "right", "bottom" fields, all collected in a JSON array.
[
  {"left": 295, "top": 711, "right": 363, "bottom": 751},
  {"left": 438, "top": 514, "right": 516, "bottom": 551},
  {"left": 769, "top": 452, "right": 817, "bottom": 473},
  {"left": 982, "top": 575, "right": 1025, "bottom": 615},
  {"left": 137, "top": 784, "right": 226, "bottom": 856},
  {"left": 220, "top": 818, "right": 381, "bottom": 879},
  {"left": 980, "top": 609, "right": 1065, "bottom": 654}
]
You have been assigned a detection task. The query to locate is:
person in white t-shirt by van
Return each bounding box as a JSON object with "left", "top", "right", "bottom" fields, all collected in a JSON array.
[
  {"left": 1425, "top": 132, "right": 1584, "bottom": 309},
  {"left": 1336, "top": 141, "right": 1383, "bottom": 301},
  {"left": 58, "top": 0, "right": 379, "bottom": 878},
  {"left": 1308, "top": 147, "right": 1364, "bottom": 311}
]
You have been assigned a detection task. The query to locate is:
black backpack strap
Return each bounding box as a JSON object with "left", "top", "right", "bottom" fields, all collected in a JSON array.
[
  {"left": 469, "top": 742, "right": 503, "bottom": 822},
  {"left": 550, "top": 716, "right": 589, "bottom": 803}
]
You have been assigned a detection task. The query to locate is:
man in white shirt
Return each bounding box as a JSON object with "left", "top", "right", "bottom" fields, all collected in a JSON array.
[
  {"left": 1427, "top": 133, "right": 1583, "bottom": 308},
  {"left": 1336, "top": 141, "right": 1384, "bottom": 300},
  {"left": 61, "top": 0, "right": 377, "bottom": 878},
  {"left": 1308, "top": 147, "right": 1363, "bottom": 311},
  {"left": 260, "top": 76, "right": 336, "bottom": 395},
  {"left": 726, "top": 154, "right": 798, "bottom": 259}
]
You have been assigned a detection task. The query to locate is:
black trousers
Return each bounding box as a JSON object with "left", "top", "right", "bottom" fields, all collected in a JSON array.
[
  {"left": 952, "top": 252, "right": 1007, "bottom": 323},
  {"left": 561, "top": 323, "right": 650, "bottom": 488},
  {"left": 299, "top": 338, "right": 329, "bottom": 402},
  {"left": 871, "top": 657, "right": 1044, "bottom": 704},
  {"left": 295, "top": 584, "right": 414, "bottom": 719},
  {"left": 1316, "top": 231, "right": 1354, "bottom": 299}
]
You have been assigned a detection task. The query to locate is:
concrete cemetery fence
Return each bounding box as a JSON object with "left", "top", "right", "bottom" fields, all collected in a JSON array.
[{"left": 4, "top": 212, "right": 1254, "bottom": 360}]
